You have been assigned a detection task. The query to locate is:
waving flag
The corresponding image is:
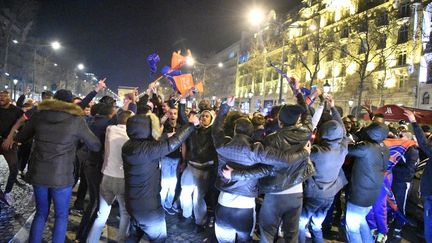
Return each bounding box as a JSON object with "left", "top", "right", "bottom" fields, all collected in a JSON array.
[
  {"left": 173, "top": 74, "right": 194, "bottom": 95},
  {"left": 195, "top": 81, "right": 204, "bottom": 93},
  {"left": 171, "top": 49, "right": 192, "bottom": 70},
  {"left": 146, "top": 53, "right": 160, "bottom": 77}
]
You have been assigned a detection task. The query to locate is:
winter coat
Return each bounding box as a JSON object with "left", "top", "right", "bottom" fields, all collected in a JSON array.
[
  {"left": 186, "top": 125, "right": 217, "bottom": 170},
  {"left": 15, "top": 100, "right": 101, "bottom": 187},
  {"left": 259, "top": 93, "right": 314, "bottom": 193},
  {"left": 86, "top": 115, "right": 116, "bottom": 169},
  {"left": 304, "top": 107, "right": 348, "bottom": 199},
  {"left": 122, "top": 114, "right": 195, "bottom": 214},
  {"left": 411, "top": 122, "right": 432, "bottom": 197},
  {"left": 388, "top": 143, "right": 418, "bottom": 183},
  {"left": 348, "top": 123, "right": 390, "bottom": 207},
  {"left": 212, "top": 104, "right": 309, "bottom": 198}
]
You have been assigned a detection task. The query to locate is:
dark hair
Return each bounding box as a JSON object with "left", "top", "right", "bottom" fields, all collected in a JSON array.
[
  {"left": 234, "top": 118, "right": 254, "bottom": 137},
  {"left": 72, "top": 97, "right": 82, "bottom": 102},
  {"left": 270, "top": 105, "right": 282, "bottom": 118},
  {"left": 374, "top": 113, "right": 385, "bottom": 119},
  {"left": 347, "top": 115, "right": 356, "bottom": 120},
  {"left": 223, "top": 111, "right": 247, "bottom": 137},
  {"left": 91, "top": 103, "right": 114, "bottom": 116},
  {"left": 99, "top": 96, "right": 116, "bottom": 107},
  {"left": 252, "top": 115, "right": 265, "bottom": 128},
  {"left": 0, "top": 90, "right": 9, "bottom": 95},
  {"left": 335, "top": 106, "right": 343, "bottom": 117},
  {"left": 41, "top": 91, "right": 53, "bottom": 100},
  {"left": 118, "top": 110, "right": 133, "bottom": 124},
  {"left": 421, "top": 125, "right": 431, "bottom": 133}
]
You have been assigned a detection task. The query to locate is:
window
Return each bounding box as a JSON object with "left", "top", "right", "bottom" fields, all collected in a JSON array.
[
  {"left": 422, "top": 92, "right": 430, "bottom": 104},
  {"left": 398, "top": 3, "right": 410, "bottom": 18},
  {"left": 399, "top": 75, "right": 408, "bottom": 89},
  {"left": 327, "top": 51, "right": 334, "bottom": 61},
  {"left": 377, "top": 34, "right": 386, "bottom": 49},
  {"left": 303, "top": 42, "right": 309, "bottom": 51},
  {"left": 340, "top": 45, "right": 348, "bottom": 58},
  {"left": 359, "top": 40, "right": 367, "bottom": 54},
  {"left": 397, "top": 52, "right": 407, "bottom": 66},
  {"left": 397, "top": 25, "right": 409, "bottom": 44},
  {"left": 358, "top": 20, "right": 368, "bottom": 33},
  {"left": 378, "top": 57, "right": 385, "bottom": 69},
  {"left": 341, "top": 26, "right": 349, "bottom": 38},
  {"left": 340, "top": 65, "right": 346, "bottom": 77},
  {"left": 376, "top": 11, "right": 388, "bottom": 26}
]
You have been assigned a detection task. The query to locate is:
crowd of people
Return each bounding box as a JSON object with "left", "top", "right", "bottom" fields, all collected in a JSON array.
[{"left": 0, "top": 77, "right": 431, "bottom": 243}]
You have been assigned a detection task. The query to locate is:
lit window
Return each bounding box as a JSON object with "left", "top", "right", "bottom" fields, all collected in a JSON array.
[{"left": 422, "top": 92, "right": 430, "bottom": 104}]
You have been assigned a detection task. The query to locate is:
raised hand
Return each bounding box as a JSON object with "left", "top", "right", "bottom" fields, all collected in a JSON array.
[
  {"left": 403, "top": 110, "right": 416, "bottom": 123},
  {"left": 326, "top": 95, "right": 335, "bottom": 108},
  {"left": 95, "top": 78, "right": 107, "bottom": 92}
]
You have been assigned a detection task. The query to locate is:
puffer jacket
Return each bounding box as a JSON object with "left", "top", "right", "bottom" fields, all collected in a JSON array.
[
  {"left": 122, "top": 114, "right": 195, "bottom": 214},
  {"left": 259, "top": 93, "right": 314, "bottom": 193},
  {"left": 212, "top": 104, "right": 309, "bottom": 198},
  {"left": 348, "top": 123, "right": 390, "bottom": 207},
  {"left": 304, "top": 107, "right": 348, "bottom": 198},
  {"left": 186, "top": 125, "right": 217, "bottom": 170},
  {"left": 15, "top": 100, "right": 101, "bottom": 187}
]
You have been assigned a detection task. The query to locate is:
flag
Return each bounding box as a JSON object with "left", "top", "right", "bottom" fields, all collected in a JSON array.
[
  {"left": 195, "top": 81, "right": 204, "bottom": 93},
  {"left": 171, "top": 49, "right": 192, "bottom": 70},
  {"left": 173, "top": 74, "right": 194, "bottom": 95},
  {"left": 146, "top": 53, "right": 160, "bottom": 76}
]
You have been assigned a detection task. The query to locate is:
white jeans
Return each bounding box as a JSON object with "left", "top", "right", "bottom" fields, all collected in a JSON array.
[{"left": 87, "top": 176, "right": 130, "bottom": 242}]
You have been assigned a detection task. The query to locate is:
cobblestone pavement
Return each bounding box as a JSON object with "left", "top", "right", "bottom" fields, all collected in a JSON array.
[{"left": 0, "top": 155, "right": 424, "bottom": 242}]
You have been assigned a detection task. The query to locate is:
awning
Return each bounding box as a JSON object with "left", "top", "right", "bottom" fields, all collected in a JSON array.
[{"left": 375, "top": 105, "right": 432, "bottom": 124}]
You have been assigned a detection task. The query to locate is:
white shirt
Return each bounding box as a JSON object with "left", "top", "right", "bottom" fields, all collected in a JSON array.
[
  {"left": 102, "top": 125, "right": 129, "bottom": 178},
  {"left": 218, "top": 191, "right": 255, "bottom": 209}
]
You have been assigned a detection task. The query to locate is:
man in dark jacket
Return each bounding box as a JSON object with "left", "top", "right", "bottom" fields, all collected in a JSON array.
[
  {"left": 15, "top": 89, "right": 101, "bottom": 243},
  {"left": 212, "top": 99, "right": 310, "bottom": 243},
  {"left": 404, "top": 110, "right": 432, "bottom": 243},
  {"left": 122, "top": 112, "right": 198, "bottom": 242},
  {"left": 299, "top": 95, "right": 348, "bottom": 243},
  {"left": 179, "top": 109, "right": 217, "bottom": 230},
  {"left": 345, "top": 123, "right": 389, "bottom": 243}
]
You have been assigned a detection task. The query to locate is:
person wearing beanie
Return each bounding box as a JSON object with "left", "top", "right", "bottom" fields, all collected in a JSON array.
[
  {"left": 15, "top": 90, "right": 101, "bottom": 243},
  {"left": 122, "top": 113, "right": 199, "bottom": 242},
  {"left": 179, "top": 109, "right": 217, "bottom": 231}
]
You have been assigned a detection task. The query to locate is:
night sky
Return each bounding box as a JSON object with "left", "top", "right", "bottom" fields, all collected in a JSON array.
[{"left": 34, "top": 0, "right": 301, "bottom": 91}]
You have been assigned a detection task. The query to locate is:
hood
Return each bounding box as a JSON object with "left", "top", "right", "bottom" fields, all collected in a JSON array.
[
  {"left": 126, "top": 113, "right": 162, "bottom": 140},
  {"left": 318, "top": 120, "right": 344, "bottom": 144},
  {"left": 200, "top": 110, "right": 215, "bottom": 128},
  {"left": 364, "top": 123, "right": 389, "bottom": 143},
  {"left": 37, "top": 100, "right": 83, "bottom": 122}
]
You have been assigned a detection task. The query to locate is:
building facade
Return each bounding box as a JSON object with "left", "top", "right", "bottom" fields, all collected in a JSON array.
[{"left": 236, "top": 0, "right": 430, "bottom": 114}]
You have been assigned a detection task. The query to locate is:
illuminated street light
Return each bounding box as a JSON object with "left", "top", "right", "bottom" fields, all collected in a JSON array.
[
  {"left": 323, "top": 80, "right": 331, "bottom": 93},
  {"left": 5, "top": 72, "right": 9, "bottom": 76},
  {"left": 5, "top": 85, "right": 8, "bottom": 89},
  {"left": 77, "top": 63, "right": 85, "bottom": 70},
  {"left": 218, "top": 62, "right": 223, "bottom": 68},
  {"left": 43, "top": 85, "right": 47, "bottom": 90},
  {"left": 186, "top": 56, "right": 195, "bottom": 66},
  {"left": 51, "top": 41, "right": 61, "bottom": 50},
  {"left": 54, "top": 63, "right": 58, "bottom": 67},
  {"left": 248, "top": 8, "right": 265, "bottom": 27},
  {"left": 13, "top": 79, "right": 18, "bottom": 85},
  {"left": 12, "top": 40, "right": 18, "bottom": 44},
  {"left": 309, "top": 24, "right": 317, "bottom": 31}
]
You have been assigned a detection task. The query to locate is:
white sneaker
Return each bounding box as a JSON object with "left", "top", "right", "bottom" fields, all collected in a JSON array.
[{"left": 4, "top": 192, "right": 13, "bottom": 205}]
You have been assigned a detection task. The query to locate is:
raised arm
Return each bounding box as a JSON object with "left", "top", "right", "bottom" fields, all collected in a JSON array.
[{"left": 212, "top": 102, "right": 231, "bottom": 149}]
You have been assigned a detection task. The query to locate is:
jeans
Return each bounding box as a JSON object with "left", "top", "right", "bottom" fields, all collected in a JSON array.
[
  {"left": 424, "top": 195, "right": 432, "bottom": 243},
  {"left": 87, "top": 175, "right": 130, "bottom": 243},
  {"left": 0, "top": 144, "right": 18, "bottom": 193},
  {"left": 345, "top": 202, "right": 374, "bottom": 243},
  {"left": 126, "top": 208, "right": 167, "bottom": 243},
  {"left": 30, "top": 185, "right": 72, "bottom": 243},
  {"left": 179, "top": 165, "right": 209, "bottom": 225},
  {"left": 298, "top": 197, "right": 334, "bottom": 243},
  {"left": 160, "top": 157, "right": 180, "bottom": 208},
  {"left": 215, "top": 204, "right": 254, "bottom": 243},
  {"left": 77, "top": 163, "right": 102, "bottom": 241},
  {"left": 259, "top": 193, "right": 303, "bottom": 243}
]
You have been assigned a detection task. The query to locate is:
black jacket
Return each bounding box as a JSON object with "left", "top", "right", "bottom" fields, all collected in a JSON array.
[
  {"left": 212, "top": 104, "right": 309, "bottom": 198},
  {"left": 304, "top": 107, "right": 348, "bottom": 198},
  {"left": 122, "top": 114, "right": 195, "bottom": 214},
  {"left": 411, "top": 122, "right": 432, "bottom": 197},
  {"left": 259, "top": 93, "right": 314, "bottom": 193},
  {"left": 186, "top": 125, "right": 217, "bottom": 170},
  {"left": 15, "top": 100, "right": 101, "bottom": 187},
  {"left": 348, "top": 123, "right": 389, "bottom": 207},
  {"left": 392, "top": 146, "right": 419, "bottom": 183},
  {"left": 86, "top": 115, "right": 116, "bottom": 168}
]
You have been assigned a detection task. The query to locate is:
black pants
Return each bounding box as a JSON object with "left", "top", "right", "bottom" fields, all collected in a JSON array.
[
  {"left": 259, "top": 192, "right": 303, "bottom": 243},
  {"left": 127, "top": 207, "right": 167, "bottom": 243},
  {"left": 17, "top": 141, "right": 32, "bottom": 173},
  {"left": 76, "top": 163, "right": 102, "bottom": 241},
  {"left": 392, "top": 181, "right": 411, "bottom": 229},
  {"left": 215, "top": 203, "right": 254, "bottom": 243},
  {"left": 0, "top": 145, "right": 18, "bottom": 193}
]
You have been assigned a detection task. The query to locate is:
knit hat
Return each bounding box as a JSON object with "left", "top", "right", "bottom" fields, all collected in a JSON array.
[
  {"left": 278, "top": 104, "right": 306, "bottom": 126},
  {"left": 53, "top": 89, "right": 73, "bottom": 103}
]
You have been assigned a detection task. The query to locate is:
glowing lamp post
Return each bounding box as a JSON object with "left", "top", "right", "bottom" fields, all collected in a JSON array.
[
  {"left": 323, "top": 80, "right": 331, "bottom": 94},
  {"left": 13, "top": 79, "right": 18, "bottom": 100}
]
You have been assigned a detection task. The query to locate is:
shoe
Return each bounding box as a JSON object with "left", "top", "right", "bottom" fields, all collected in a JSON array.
[
  {"left": 4, "top": 193, "right": 13, "bottom": 205},
  {"left": 163, "top": 207, "right": 176, "bottom": 215},
  {"left": 376, "top": 233, "right": 387, "bottom": 243},
  {"left": 195, "top": 224, "right": 207, "bottom": 233}
]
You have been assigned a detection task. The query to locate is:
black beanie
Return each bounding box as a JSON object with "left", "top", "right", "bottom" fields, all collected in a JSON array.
[
  {"left": 53, "top": 89, "right": 73, "bottom": 103},
  {"left": 278, "top": 104, "right": 306, "bottom": 126}
]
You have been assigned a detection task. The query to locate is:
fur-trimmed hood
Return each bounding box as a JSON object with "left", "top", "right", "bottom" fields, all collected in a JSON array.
[{"left": 38, "top": 100, "right": 84, "bottom": 116}]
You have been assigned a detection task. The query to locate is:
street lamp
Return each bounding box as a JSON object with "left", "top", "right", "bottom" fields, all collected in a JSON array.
[
  {"left": 13, "top": 79, "right": 18, "bottom": 101},
  {"left": 43, "top": 85, "right": 47, "bottom": 90},
  {"left": 50, "top": 41, "right": 61, "bottom": 50},
  {"left": 186, "top": 56, "right": 195, "bottom": 66},
  {"left": 248, "top": 8, "right": 265, "bottom": 27},
  {"left": 218, "top": 62, "right": 223, "bottom": 68},
  {"left": 77, "top": 63, "right": 85, "bottom": 70},
  {"left": 323, "top": 80, "right": 331, "bottom": 94},
  {"left": 248, "top": 91, "right": 254, "bottom": 112},
  {"left": 53, "top": 63, "right": 58, "bottom": 67},
  {"left": 348, "top": 98, "right": 354, "bottom": 115},
  {"left": 4, "top": 72, "right": 9, "bottom": 76},
  {"left": 4, "top": 85, "right": 8, "bottom": 90},
  {"left": 12, "top": 39, "right": 18, "bottom": 44}
]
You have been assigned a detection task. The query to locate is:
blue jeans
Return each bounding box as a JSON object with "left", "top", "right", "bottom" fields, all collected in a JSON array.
[
  {"left": 30, "top": 185, "right": 72, "bottom": 243},
  {"left": 298, "top": 197, "right": 334, "bottom": 243},
  {"left": 424, "top": 195, "right": 432, "bottom": 243},
  {"left": 160, "top": 157, "right": 180, "bottom": 208},
  {"left": 345, "top": 202, "right": 374, "bottom": 243}
]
